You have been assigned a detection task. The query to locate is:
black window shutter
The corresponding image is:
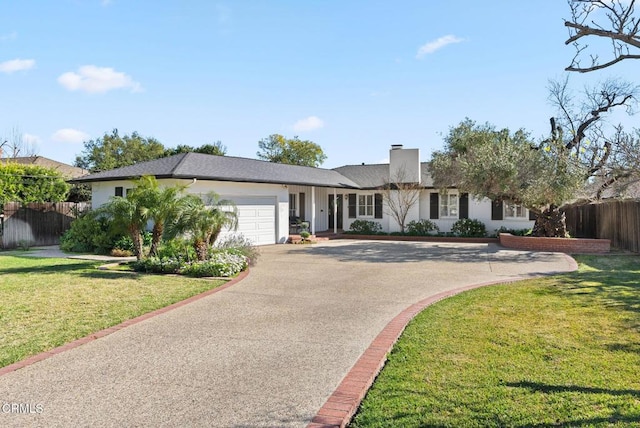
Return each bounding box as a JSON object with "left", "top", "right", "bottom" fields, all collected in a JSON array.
[
  {"left": 374, "top": 193, "right": 383, "bottom": 219},
  {"left": 348, "top": 194, "right": 357, "bottom": 218},
  {"left": 491, "top": 200, "right": 503, "bottom": 220},
  {"left": 459, "top": 193, "right": 469, "bottom": 219},
  {"left": 115, "top": 186, "right": 123, "bottom": 197},
  {"left": 429, "top": 193, "right": 439, "bottom": 219},
  {"left": 529, "top": 209, "right": 537, "bottom": 221}
]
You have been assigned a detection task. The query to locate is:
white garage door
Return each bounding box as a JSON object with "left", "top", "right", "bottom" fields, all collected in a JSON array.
[{"left": 218, "top": 196, "right": 277, "bottom": 246}]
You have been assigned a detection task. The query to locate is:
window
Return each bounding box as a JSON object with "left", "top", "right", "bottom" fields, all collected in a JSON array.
[
  {"left": 358, "top": 194, "right": 374, "bottom": 217},
  {"left": 440, "top": 193, "right": 458, "bottom": 218},
  {"left": 289, "top": 193, "right": 297, "bottom": 218},
  {"left": 504, "top": 201, "right": 527, "bottom": 219},
  {"left": 115, "top": 187, "right": 123, "bottom": 197}
]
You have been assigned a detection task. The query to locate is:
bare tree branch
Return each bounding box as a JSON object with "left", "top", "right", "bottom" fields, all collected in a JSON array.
[{"left": 565, "top": 0, "right": 639, "bottom": 72}]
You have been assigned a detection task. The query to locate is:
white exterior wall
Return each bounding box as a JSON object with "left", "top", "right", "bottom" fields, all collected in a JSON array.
[{"left": 90, "top": 179, "right": 290, "bottom": 244}]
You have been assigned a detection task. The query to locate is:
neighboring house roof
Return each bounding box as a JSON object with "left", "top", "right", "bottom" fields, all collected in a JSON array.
[
  {"left": 333, "top": 163, "right": 434, "bottom": 189},
  {"left": 70, "top": 153, "right": 362, "bottom": 189},
  {"left": 1, "top": 156, "right": 89, "bottom": 178}
]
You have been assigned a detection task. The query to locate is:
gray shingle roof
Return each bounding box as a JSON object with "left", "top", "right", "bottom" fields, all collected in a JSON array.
[
  {"left": 333, "top": 163, "right": 434, "bottom": 189},
  {"left": 70, "top": 153, "right": 361, "bottom": 189}
]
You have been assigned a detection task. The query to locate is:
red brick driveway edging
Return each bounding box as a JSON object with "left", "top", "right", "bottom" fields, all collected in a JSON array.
[
  {"left": 308, "top": 254, "right": 579, "bottom": 428},
  {"left": 0, "top": 269, "right": 249, "bottom": 377}
]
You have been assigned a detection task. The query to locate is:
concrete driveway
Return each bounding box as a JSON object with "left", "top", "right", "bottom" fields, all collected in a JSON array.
[{"left": 0, "top": 240, "right": 576, "bottom": 427}]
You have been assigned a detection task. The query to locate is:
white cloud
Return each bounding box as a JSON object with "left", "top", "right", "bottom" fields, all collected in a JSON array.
[
  {"left": 51, "top": 128, "right": 90, "bottom": 144},
  {"left": 0, "top": 58, "right": 35, "bottom": 73},
  {"left": 416, "top": 35, "right": 464, "bottom": 59},
  {"left": 58, "top": 65, "right": 142, "bottom": 94},
  {"left": 292, "top": 116, "right": 324, "bottom": 132}
]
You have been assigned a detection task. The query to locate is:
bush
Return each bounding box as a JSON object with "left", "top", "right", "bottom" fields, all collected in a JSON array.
[
  {"left": 180, "top": 252, "right": 248, "bottom": 278},
  {"left": 348, "top": 219, "right": 383, "bottom": 235},
  {"left": 406, "top": 219, "right": 439, "bottom": 236},
  {"left": 214, "top": 235, "right": 260, "bottom": 266},
  {"left": 156, "top": 238, "right": 197, "bottom": 262},
  {"left": 132, "top": 257, "right": 182, "bottom": 274},
  {"left": 451, "top": 218, "right": 487, "bottom": 237},
  {"left": 60, "top": 211, "right": 121, "bottom": 254},
  {"left": 495, "top": 226, "right": 532, "bottom": 237}
]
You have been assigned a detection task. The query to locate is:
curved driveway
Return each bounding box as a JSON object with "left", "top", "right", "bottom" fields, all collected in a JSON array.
[{"left": 0, "top": 240, "right": 576, "bottom": 427}]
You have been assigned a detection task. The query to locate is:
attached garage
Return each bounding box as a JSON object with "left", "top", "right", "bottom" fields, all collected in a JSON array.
[{"left": 220, "top": 196, "right": 277, "bottom": 246}]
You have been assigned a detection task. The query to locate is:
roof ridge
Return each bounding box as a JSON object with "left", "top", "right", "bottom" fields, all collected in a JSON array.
[{"left": 170, "top": 152, "right": 192, "bottom": 174}]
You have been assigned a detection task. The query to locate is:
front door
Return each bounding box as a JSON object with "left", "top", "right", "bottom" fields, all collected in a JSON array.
[{"left": 328, "top": 194, "right": 343, "bottom": 230}]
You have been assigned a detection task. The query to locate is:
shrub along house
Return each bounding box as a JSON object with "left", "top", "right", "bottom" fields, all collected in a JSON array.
[{"left": 71, "top": 145, "right": 534, "bottom": 245}]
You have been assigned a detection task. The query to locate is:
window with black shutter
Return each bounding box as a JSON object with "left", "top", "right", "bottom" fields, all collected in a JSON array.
[
  {"left": 491, "top": 200, "right": 504, "bottom": 220},
  {"left": 115, "top": 186, "right": 123, "bottom": 197},
  {"left": 348, "top": 194, "right": 356, "bottom": 218}
]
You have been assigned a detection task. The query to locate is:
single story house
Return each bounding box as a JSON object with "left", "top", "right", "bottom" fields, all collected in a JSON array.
[{"left": 71, "top": 145, "right": 534, "bottom": 245}]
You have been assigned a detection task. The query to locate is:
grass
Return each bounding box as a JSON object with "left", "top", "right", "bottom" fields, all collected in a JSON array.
[
  {"left": 0, "top": 254, "right": 226, "bottom": 368},
  {"left": 351, "top": 255, "right": 640, "bottom": 427}
]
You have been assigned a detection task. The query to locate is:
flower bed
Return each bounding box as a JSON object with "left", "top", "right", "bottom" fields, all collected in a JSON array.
[{"left": 499, "top": 233, "right": 610, "bottom": 254}]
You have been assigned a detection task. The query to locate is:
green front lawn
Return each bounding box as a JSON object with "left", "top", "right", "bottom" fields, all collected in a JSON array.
[
  {"left": 0, "top": 255, "right": 225, "bottom": 368},
  {"left": 351, "top": 255, "right": 640, "bottom": 427}
]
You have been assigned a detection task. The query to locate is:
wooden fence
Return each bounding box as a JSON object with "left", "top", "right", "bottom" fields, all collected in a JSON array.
[
  {"left": 564, "top": 200, "right": 640, "bottom": 253},
  {"left": 1, "top": 202, "right": 90, "bottom": 249}
]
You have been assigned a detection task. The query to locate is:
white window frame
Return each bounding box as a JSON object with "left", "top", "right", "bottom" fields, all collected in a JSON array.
[
  {"left": 440, "top": 193, "right": 459, "bottom": 218},
  {"left": 358, "top": 194, "right": 374, "bottom": 217},
  {"left": 504, "top": 201, "right": 528, "bottom": 219}
]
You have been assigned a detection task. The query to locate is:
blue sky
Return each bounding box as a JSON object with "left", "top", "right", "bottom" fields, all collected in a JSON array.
[{"left": 1, "top": 1, "right": 637, "bottom": 168}]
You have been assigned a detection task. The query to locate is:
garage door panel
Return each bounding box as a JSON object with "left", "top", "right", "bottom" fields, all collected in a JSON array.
[{"left": 218, "top": 197, "right": 277, "bottom": 246}]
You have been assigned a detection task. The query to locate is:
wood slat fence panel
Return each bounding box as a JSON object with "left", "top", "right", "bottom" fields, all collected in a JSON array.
[
  {"left": 564, "top": 200, "right": 640, "bottom": 253},
  {"left": 1, "top": 202, "right": 90, "bottom": 249}
]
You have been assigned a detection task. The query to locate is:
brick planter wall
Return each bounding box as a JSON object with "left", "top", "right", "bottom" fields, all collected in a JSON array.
[
  {"left": 499, "top": 233, "right": 610, "bottom": 254},
  {"left": 336, "top": 234, "right": 498, "bottom": 244}
]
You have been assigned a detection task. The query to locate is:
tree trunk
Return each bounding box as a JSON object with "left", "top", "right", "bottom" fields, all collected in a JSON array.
[
  {"left": 130, "top": 228, "right": 144, "bottom": 260},
  {"left": 194, "top": 239, "right": 208, "bottom": 261},
  {"left": 531, "top": 205, "right": 568, "bottom": 237},
  {"left": 149, "top": 222, "right": 163, "bottom": 257}
]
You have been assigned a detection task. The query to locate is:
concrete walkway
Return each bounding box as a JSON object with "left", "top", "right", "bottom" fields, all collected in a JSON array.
[{"left": 0, "top": 240, "right": 576, "bottom": 427}]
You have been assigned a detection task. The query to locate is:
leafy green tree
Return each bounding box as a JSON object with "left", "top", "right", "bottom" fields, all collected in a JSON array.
[
  {"left": 74, "top": 129, "right": 166, "bottom": 172},
  {"left": 0, "top": 162, "right": 69, "bottom": 204},
  {"left": 164, "top": 141, "right": 227, "bottom": 157},
  {"left": 128, "top": 176, "right": 190, "bottom": 257},
  {"left": 430, "top": 119, "right": 585, "bottom": 237},
  {"left": 256, "top": 134, "right": 327, "bottom": 167},
  {"left": 166, "top": 193, "right": 238, "bottom": 261},
  {"left": 97, "top": 192, "right": 149, "bottom": 260}
]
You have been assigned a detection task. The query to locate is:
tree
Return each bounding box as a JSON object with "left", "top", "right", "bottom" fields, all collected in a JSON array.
[
  {"left": 430, "top": 119, "right": 585, "bottom": 237},
  {"left": 382, "top": 168, "right": 423, "bottom": 234},
  {"left": 0, "top": 163, "right": 69, "bottom": 204},
  {"left": 0, "top": 126, "right": 38, "bottom": 158},
  {"left": 127, "top": 176, "right": 190, "bottom": 257},
  {"left": 74, "top": 129, "right": 166, "bottom": 172},
  {"left": 164, "top": 141, "right": 227, "bottom": 157},
  {"left": 256, "top": 134, "right": 327, "bottom": 167},
  {"left": 548, "top": 77, "right": 638, "bottom": 198},
  {"left": 98, "top": 193, "right": 148, "bottom": 260},
  {"left": 565, "top": 0, "right": 640, "bottom": 72},
  {"left": 166, "top": 193, "right": 238, "bottom": 261}
]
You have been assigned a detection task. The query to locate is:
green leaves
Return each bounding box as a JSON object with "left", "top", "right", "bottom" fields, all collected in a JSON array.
[
  {"left": 430, "top": 119, "right": 586, "bottom": 213},
  {"left": 256, "top": 134, "right": 327, "bottom": 167},
  {"left": 0, "top": 162, "right": 69, "bottom": 204}
]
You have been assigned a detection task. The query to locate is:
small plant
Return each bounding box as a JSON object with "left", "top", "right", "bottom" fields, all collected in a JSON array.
[
  {"left": 348, "top": 219, "right": 383, "bottom": 235},
  {"left": 17, "top": 240, "right": 33, "bottom": 251},
  {"left": 180, "top": 252, "right": 248, "bottom": 277},
  {"left": 406, "top": 219, "right": 439, "bottom": 236},
  {"left": 110, "top": 248, "right": 133, "bottom": 257},
  {"left": 495, "top": 226, "right": 532, "bottom": 237},
  {"left": 214, "top": 234, "right": 260, "bottom": 266},
  {"left": 451, "top": 218, "right": 487, "bottom": 237}
]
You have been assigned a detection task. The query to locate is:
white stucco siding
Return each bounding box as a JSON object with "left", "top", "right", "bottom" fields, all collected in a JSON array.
[{"left": 469, "top": 197, "right": 534, "bottom": 234}]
